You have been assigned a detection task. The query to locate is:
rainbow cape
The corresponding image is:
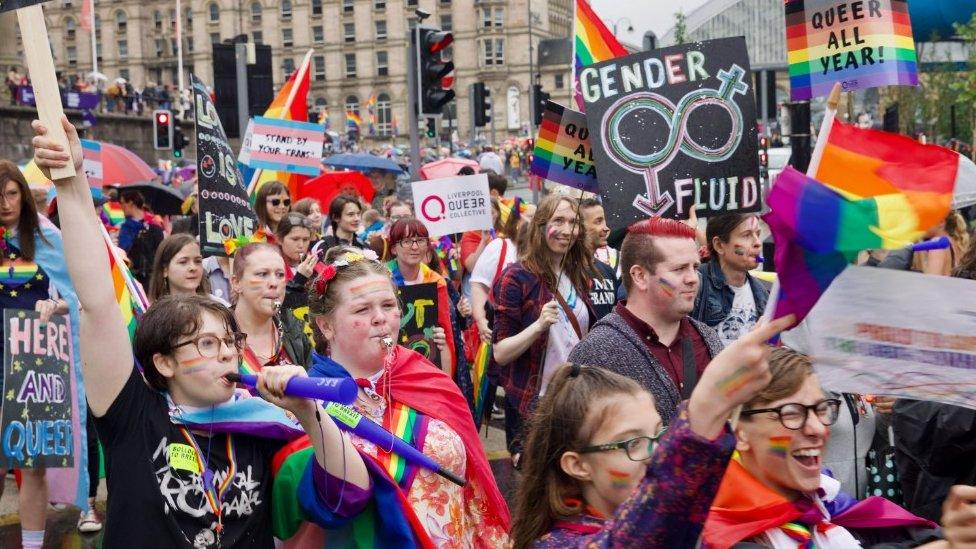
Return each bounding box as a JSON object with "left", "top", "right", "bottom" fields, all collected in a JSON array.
[
  {"left": 786, "top": 0, "right": 918, "bottom": 101},
  {"left": 572, "top": 0, "right": 628, "bottom": 110},
  {"left": 248, "top": 54, "right": 313, "bottom": 201},
  {"left": 764, "top": 120, "right": 960, "bottom": 324},
  {"left": 530, "top": 101, "right": 598, "bottom": 192}
]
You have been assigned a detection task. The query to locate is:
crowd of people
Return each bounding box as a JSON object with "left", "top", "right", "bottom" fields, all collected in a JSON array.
[{"left": 2, "top": 114, "right": 975, "bottom": 548}]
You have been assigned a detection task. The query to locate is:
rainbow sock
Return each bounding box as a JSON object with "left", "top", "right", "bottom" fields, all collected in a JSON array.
[{"left": 22, "top": 529, "right": 44, "bottom": 549}]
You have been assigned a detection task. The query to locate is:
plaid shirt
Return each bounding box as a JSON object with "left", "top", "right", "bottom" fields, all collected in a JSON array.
[{"left": 492, "top": 262, "right": 594, "bottom": 415}]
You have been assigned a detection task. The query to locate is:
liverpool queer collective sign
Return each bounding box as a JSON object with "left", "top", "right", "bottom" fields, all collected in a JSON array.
[
  {"left": 0, "top": 310, "right": 74, "bottom": 469},
  {"left": 581, "top": 37, "right": 761, "bottom": 229}
]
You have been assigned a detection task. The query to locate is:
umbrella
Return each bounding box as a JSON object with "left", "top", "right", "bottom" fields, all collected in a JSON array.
[
  {"left": 420, "top": 157, "right": 480, "bottom": 180},
  {"left": 323, "top": 153, "right": 404, "bottom": 174},
  {"left": 95, "top": 142, "right": 157, "bottom": 186},
  {"left": 86, "top": 71, "right": 107, "bottom": 82},
  {"left": 299, "top": 171, "right": 377, "bottom": 210},
  {"left": 108, "top": 182, "right": 184, "bottom": 216},
  {"left": 953, "top": 153, "right": 976, "bottom": 210}
]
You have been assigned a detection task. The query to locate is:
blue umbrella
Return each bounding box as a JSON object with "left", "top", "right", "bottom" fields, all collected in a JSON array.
[{"left": 322, "top": 153, "right": 404, "bottom": 174}]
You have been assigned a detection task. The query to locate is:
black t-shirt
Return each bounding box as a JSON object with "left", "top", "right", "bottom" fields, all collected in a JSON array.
[
  {"left": 589, "top": 260, "right": 618, "bottom": 321},
  {"left": 95, "top": 369, "right": 286, "bottom": 548}
]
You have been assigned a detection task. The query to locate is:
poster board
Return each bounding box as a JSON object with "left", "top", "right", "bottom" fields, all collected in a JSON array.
[{"left": 397, "top": 283, "right": 440, "bottom": 366}]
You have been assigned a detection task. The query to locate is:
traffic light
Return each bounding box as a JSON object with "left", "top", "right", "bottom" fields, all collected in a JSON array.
[
  {"left": 425, "top": 118, "right": 437, "bottom": 139},
  {"left": 173, "top": 127, "right": 189, "bottom": 158},
  {"left": 153, "top": 109, "right": 173, "bottom": 150},
  {"left": 532, "top": 84, "right": 550, "bottom": 126},
  {"left": 758, "top": 134, "right": 769, "bottom": 168},
  {"left": 471, "top": 82, "right": 491, "bottom": 127},
  {"left": 415, "top": 27, "right": 455, "bottom": 117}
]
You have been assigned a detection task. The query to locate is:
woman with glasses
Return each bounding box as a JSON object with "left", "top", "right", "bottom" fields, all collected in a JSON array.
[
  {"left": 703, "top": 347, "right": 943, "bottom": 548},
  {"left": 254, "top": 181, "right": 291, "bottom": 237},
  {"left": 386, "top": 219, "right": 474, "bottom": 413},
  {"left": 31, "top": 116, "right": 368, "bottom": 548},
  {"left": 511, "top": 316, "right": 795, "bottom": 548}
]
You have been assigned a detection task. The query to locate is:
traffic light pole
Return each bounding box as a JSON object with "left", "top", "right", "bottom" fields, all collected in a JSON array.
[
  {"left": 408, "top": 27, "right": 421, "bottom": 181},
  {"left": 235, "top": 43, "right": 250, "bottom": 146}
]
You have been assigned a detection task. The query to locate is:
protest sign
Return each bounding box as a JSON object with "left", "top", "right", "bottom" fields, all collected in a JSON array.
[
  {"left": 530, "top": 101, "right": 598, "bottom": 193},
  {"left": 80, "top": 139, "right": 102, "bottom": 188},
  {"left": 242, "top": 117, "right": 325, "bottom": 176},
  {"left": 411, "top": 174, "right": 492, "bottom": 238},
  {"left": 808, "top": 266, "right": 976, "bottom": 410},
  {"left": 238, "top": 119, "right": 255, "bottom": 166},
  {"left": 0, "top": 310, "right": 74, "bottom": 469},
  {"left": 397, "top": 283, "right": 440, "bottom": 365},
  {"left": 192, "top": 74, "right": 259, "bottom": 256},
  {"left": 786, "top": 0, "right": 918, "bottom": 101},
  {"left": 8, "top": 0, "right": 75, "bottom": 180},
  {"left": 16, "top": 87, "right": 101, "bottom": 111},
  {"left": 581, "top": 37, "right": 760, "bottom": 229}
]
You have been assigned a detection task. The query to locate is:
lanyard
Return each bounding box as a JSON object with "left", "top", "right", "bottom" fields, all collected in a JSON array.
[{"left": 177, "top": 427, "right": 237, "bottom": 535}]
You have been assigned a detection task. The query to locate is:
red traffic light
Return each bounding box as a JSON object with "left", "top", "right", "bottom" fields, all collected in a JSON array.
[
  {"left": 428, "top": 31, "right": 453, "bottom": 54},
  {"left": 157, "top": 112, "right": 169, "bottom": 125},
  {"left": 758, "top": 135, "right": 769, "bottom": 149}
]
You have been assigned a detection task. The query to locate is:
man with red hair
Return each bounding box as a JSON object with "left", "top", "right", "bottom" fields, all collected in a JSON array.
[{"left": 568, "top": 217, "right": 723, "bottom": 422}]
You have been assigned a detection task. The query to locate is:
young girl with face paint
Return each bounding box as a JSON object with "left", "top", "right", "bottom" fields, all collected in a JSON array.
[
  {"left": 231, "top": 242, "right": 312, "bottom": 371},
  {"left": 693, "top": 212, "right": 771, "bottom": 347},
  {"left": 702, "top": 347, "right": 950, "bottom": 548},
  {"left": 511, "top": 314, "right": 796, "bottom": 548},
  {"left": 32, "top": 115, "right": 370, "bottom": 549},
  {"left": 492, "top": 195, "right": 597, "bottom": 466}
]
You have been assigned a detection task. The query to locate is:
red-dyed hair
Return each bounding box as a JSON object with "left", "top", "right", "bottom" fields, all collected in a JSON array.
[
  {"left": 388, "top": 218, "right": 429, "bottom": 250},
  {"left": 620, "top": 217, "right": 697, "bottom": 293}
]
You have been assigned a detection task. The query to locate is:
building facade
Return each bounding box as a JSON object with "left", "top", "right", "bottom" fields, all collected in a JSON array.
[{"left": 0, "top": 0, "right": 574, "bottom": 143}]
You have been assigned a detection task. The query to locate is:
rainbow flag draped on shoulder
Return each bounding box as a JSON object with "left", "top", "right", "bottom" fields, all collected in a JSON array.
[
  {"left": 572, "top": 0, "right": 628, "bottom": 110},
  {"left": 246, "top": 50, "right": 314, "bottom": 201},
  {"left": 764, "top": 120, "right": 961, "bottom": 323}
]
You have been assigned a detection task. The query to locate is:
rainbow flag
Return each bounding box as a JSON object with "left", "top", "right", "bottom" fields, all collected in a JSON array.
[
  {"left": 471, "top": 341, "right": 492, "bottom": 426},
  {"left": 785, "top": 0, "right": 918, "bottom": 101},
  {"left": 530, "top": 101, "right": 598, "bottom": 192},
  {"left": 572, "top": 0, "right": 628, "bottom": 110},
  {"left": 366, "top": 95, "right": 377, "bottom": 136},
  {"left": 107, "top": 244, "right": 141, "bottom": 340},
  {"left": 248, "top": 52, "right": 313, "bottom": 200},
  {"left": 101, "top": 201, "right": 124, "bottom": 227},
  {"left": 347, "top": 111, "right": 363, "bottom": 129}
]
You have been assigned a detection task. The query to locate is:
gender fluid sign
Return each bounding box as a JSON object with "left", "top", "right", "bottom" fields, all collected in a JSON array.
[
  {"left": 808, "top": 267, "right": 976, "bottom": 410},
  {"left": 0, "top": 310, "right": 74, "bottom": 469},
  {"left": 581, "top": 37, "right": 761, "bottom": 229},
  {"left": 397, "top": 283, "right": 441, "bottom": 366},
  {"left": 786, "top": 0, "right": 918, "bottom": 101},
  {"left": 192, "top": 74, "right": 259, "bottom": 256},
  {"left": 411, "top": 174, "right": 492, "bottom": 238}
]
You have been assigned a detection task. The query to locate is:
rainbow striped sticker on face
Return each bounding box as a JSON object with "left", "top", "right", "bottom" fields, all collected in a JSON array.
[
  {"left": 0, "top": 258, "right": 40, "bottom": 287},
  {"left": 768, "top": 435, "right": 792, "bottom": 459}
]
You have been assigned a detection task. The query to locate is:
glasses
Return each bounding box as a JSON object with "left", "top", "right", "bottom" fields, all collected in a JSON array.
[
  {"left": 578, "top": 426, "right": 668, "bottom": 461},
  {"left": 173, "top": 333, "right": 247, "bottom": 358},
  {"left": 741, "top": 399, "right": 842, "bottom": 430},
  {"left": 268, "top": 198, "right": 291, "bottom": 207},
  {"left": 398, "top": 238, "right": 428, "bottom": 250}
]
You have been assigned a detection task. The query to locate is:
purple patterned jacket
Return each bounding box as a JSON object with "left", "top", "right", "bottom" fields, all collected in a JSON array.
[{"left": 532, "top": 404, "right": 735, "bottom": 548}]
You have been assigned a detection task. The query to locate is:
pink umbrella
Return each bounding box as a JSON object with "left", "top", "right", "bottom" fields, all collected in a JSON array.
[
  {"left": 420, "top": 157, "right": 480, "bottom": 180},
  {"left": 87, "top": 141, "right": 157, "bottom": 187}
]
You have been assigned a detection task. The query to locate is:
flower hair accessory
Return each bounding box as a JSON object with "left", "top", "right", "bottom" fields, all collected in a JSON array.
[{"left": 223, "top": 228, "right": 269, "bottom": 256}]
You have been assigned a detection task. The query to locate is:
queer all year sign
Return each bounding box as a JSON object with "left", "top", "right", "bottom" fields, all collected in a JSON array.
[{"left": 581, "top": 36, "right": 761, "bottom": 230}]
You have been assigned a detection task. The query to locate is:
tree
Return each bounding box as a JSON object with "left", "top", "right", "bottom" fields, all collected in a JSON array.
[
  {"left": 951, "top": 13, "right": 976, "bottom": 159},
  {"left": 673, "top": 10, "right": 687, "bottom": 45}
]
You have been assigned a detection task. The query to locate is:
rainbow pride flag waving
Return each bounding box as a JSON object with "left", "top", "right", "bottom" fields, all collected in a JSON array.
[{"left": 572, "top": 0, "right": 628, "bottom": 111}]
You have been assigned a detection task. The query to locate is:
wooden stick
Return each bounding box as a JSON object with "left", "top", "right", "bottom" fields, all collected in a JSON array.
[
  {"left": 17, "top": 4, "right": 76, "bottom": 180},
  {"left": 805, "top": 82, "right": 842, "bottom": 178}
]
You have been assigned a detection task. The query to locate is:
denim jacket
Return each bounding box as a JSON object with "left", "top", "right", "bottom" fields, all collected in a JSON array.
[{"left": 692, "top": 260, "right": 769, "bottom": 328}]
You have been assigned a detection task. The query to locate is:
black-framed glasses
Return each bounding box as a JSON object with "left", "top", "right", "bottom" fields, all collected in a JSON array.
[
  {"left": 578, "top": 426, "right": 668, "bottom": 461},
  {"left": 741, "top": 398, "right": 842, "bottom": 430},
  {"left": 398, "top": 237, "right": 428, "bottom": 249},
  {"left": 268, "top": 198, "right": 291, "bottom": 207},
  {"left": 173, "top": 333, "right": 247, "bottom": 358}
]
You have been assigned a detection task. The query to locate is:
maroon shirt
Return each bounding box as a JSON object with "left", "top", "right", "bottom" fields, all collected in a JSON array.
[{"left": 615, "top": 301, "right": 712, "bottom": 394}]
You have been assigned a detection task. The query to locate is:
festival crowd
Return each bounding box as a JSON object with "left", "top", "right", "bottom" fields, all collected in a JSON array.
[{"left": 0, "top": 114, "right": 974, "bottom": 548}]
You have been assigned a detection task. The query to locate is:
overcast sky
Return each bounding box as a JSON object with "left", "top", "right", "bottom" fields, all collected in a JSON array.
[{"left": 588, "top": 0, "right": 711, "bottom": 47}]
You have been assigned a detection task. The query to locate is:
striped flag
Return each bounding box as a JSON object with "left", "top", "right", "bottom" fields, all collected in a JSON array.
[{"left": 572, "top": 0, "right": 628, "bottom": 111}]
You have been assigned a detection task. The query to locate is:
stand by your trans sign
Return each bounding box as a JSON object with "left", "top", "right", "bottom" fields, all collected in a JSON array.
[{"left": 411, "top": 174, "right": 492, "bottom": 238}]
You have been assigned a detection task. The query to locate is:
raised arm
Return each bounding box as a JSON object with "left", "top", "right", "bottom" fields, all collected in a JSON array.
[{"left": 32, "top": 116, "right": 131, "bottom": 416}]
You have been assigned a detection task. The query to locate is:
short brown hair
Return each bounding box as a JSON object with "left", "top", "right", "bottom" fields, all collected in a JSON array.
[
  {"left": 742, "top": 347, "right": 814, "bottom": 410},
  {"left": 619, "top": 217, "right": 697, "bottom": 293},
  {"left": 134, "top": 295, "right": 239, "bottom": 390},
  {"left": 706, "top": 212, "right": 758, "bottom": 258}
]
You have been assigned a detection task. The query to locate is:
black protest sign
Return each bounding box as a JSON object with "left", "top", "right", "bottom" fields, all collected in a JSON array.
[
  {"left": 397, "top": 283, "right": 440, "bottom": 365},
  {"left": 581, "top": 37, "right": 761, "bottom": 229},
  {"left": 192, "top": 74, "right": 259, "bottom": 256},
  {"left": 0, "top": 0, "right": 49, "bottom": 14},
  {"left": 0, "top": 310, "right": 74, "bottom": 469}
]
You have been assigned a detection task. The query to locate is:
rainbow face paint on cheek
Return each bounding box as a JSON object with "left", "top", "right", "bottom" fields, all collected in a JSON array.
[
  {"left": 178, "top": 356, "right": 210, "bottom": 375},
  {"left": 768, "top": 435, "right": 792, "bottom": 459},
  {"left": 657, "top": 277, "right": 677, "bottom": 298},
  {"left": 607, "top": 469, "right": 630, "bottom": 489},
  {"left": 546, "top": 225, "right": 559, "bottom": 241}
]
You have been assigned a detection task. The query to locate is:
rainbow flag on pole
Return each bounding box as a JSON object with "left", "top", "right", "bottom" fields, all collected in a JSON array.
[
  {"left": 346, "top": 111, "right": 363, "bottom": 129},
  {"left": 572, "top": 0, "right": 628, "bottom": 111},
  {"left": 471, "top": 341, "right": 492, "bottom": 427},
  {"left": 530, "top": 101, "right": 598, "bottom": 192},
  {"left": 100, "top": 226, "right": 148, "bottom": 340},
  {"left": 785, "top": 0, "right": 918, "bottom": 101}
]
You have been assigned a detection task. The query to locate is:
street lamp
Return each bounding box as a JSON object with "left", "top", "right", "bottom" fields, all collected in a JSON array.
[{"left": 609, "top": 16, "right": 634, "bottom": 36}]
